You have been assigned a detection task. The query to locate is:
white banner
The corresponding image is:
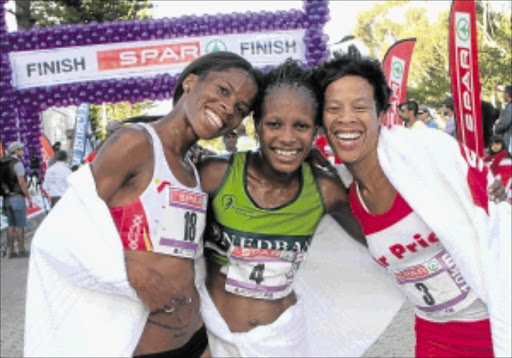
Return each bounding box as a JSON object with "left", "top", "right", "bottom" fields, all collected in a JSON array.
[{"left": 9, "top": 29, "right": 306, "bottom": 89}]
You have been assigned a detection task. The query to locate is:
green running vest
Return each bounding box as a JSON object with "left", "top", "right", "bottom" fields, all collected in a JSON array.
[{"left": 204, "top": 151, "right": 325, "bottom": 266}]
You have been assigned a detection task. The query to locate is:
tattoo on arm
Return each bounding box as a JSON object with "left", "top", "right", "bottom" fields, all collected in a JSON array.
[{"left": 103, "top": 131, "right": 121, "bottom": 147}]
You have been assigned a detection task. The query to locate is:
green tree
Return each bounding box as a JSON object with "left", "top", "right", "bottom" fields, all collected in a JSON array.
[
  {"left": 23, "top": 0, "right": 154, "bottom": 139},
  {"left": 353, "top": 0, "right": 511, "bottom": 111},
  {"left": 30, "top": 0, "right": 152, "bottom": 27}
]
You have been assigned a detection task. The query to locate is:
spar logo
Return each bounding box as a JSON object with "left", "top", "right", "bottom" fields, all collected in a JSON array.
[
  {"left": 456, "top": 17, "right": 470, "bottom": 42},
  {"left": 205, "top": 39, "right": 228, "bottom": 53},
  {"left": 387, "top": 56, "right": 405, "bottom": 125},
  {"left": 455, "top": 12, "right": 476, "bottom": 133},
  {"left": 392, "top": 61, "right": 403, "bottom": 79},
  {"left": 97, "top": 42, "right": 201, "bottom": 70},
  {"left": 390, "top": 56, "right": 405, "bottom": 81}
]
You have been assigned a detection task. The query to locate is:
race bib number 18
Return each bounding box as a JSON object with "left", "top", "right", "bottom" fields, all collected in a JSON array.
[{"left": 154, "top": 187, "right": 207, "bottom": 258}]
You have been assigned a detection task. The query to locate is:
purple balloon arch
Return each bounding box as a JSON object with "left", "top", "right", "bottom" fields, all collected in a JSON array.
[{"left": 0, "top": 0, "right": 330, "bottom": 172}]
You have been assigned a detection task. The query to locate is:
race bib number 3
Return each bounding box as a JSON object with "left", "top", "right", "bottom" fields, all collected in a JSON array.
[
  {"left": 154, "top": 187, "right": 207, "bottom": 258},
  {"left": 394, "top": 250, "right": 473, "bottom": 314},
  {"left": 225, "top": 247, "right": 304, "bottom": 300}
]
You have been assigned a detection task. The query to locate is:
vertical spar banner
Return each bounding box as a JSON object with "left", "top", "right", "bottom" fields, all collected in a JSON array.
[
  {"left": 71, "top": 103, "right": 90, "bottom": 166},
  {"left": 382, "top": 38, "right": 416, "bottom": 127},
  {"left": 449, "top": 0, "right": 484, "bottom": 157}
]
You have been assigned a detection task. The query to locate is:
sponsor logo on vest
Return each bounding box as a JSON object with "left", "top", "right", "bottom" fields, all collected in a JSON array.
[
  {"left": 209, "top": 222, "right": 311, "bottom": 252},
  {"left": 374, "top": 232, "right": 440, "bottom": 267},
  {"left": 221, "top": 194, "right": 254, "bottom": 217},
  {"left": 170, "top": 188, "right": 206, "bottom": 210}
]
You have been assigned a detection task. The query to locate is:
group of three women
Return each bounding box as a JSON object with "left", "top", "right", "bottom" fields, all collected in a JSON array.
[{"left": 25, "top": 50, "right": 510, "bottom": 358}]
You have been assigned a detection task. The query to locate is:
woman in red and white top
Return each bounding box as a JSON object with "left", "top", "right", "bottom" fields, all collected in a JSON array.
[
  {"left": 92, "top": 52, "right": 261, "bottom": 357},
  {"left": 314, "top": 50, "right": 510, "bottom": 357}
]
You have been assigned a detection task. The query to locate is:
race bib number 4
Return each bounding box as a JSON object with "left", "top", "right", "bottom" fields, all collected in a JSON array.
[
  {"left": 394, "top": 250, "right": 474, "bottom": 315},
  {"left": 225, "top": 247, "right": 304, "bottom": 300},
  {"left": 154, "top": 187, "right": 207, "bottom": 258}
]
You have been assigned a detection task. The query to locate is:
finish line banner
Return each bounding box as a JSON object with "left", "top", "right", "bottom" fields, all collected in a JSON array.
[
  {"left": 449, "top": 0, "right": 483, "bottom": 157},
  {"left": 9, "top": 29, "right": 306, "bottom": 89},
  {"left": 382, "top": 38, "right": 416, "bottom": 127}
]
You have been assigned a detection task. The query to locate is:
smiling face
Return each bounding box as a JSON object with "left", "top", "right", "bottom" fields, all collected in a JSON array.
[
  {"left": 257, "top": 86, "right": 317, "bottom": 174},
  {"left": 182, "top": 68, "right": 258, "bottom": 140},
  {"left": 323, "top": 75, "right": 384, "bottom": 165}
]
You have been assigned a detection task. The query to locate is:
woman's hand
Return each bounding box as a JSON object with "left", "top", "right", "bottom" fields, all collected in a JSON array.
[
  {"left": 125, "top": 258, "right": 186, "bottom": 312},
  {"left": 488, "top": 179, "right": 507, "bottom": 204}
]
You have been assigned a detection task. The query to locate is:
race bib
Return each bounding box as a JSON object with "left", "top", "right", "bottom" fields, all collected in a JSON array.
[
  {"left": 154, "top": 187, "right": 207, "bottom": 258},
  {"left": 393, "top": 250, "right": 475, "bottom": 315},
  {"left": 225, "top": 247, "right": 304, "bottom": 300}
]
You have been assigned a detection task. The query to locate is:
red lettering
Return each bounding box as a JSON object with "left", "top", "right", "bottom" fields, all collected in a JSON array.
[
  {"left": 413, "top": 234, "right": 429, "bottom": 248},
  {"left": 405, "top": 242, "right": 418, "bottom": 252},
  {"left": 376, "top": 256, "right": 389, "bottom": 267},
  {"left": 427, "top": 232, "right": 439, "bottom": 243},
  {"left": 390, "top": 244, "right": 406, "bottom": 259}
]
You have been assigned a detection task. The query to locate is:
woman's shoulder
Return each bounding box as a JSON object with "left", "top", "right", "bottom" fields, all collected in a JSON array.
[
  {"left": 312, "top": 167, "right": 349, "bottom": 209},
  {"left": 197, "top": 154, "right": 234, "bottom": 195}
]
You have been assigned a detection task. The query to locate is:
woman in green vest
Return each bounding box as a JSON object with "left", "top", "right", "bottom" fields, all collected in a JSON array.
[{"left": 197, "top": 59, "right": 366, "bottom": 356}]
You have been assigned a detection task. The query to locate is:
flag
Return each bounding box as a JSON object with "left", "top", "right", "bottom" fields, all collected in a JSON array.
[
  {"left": 449, "top": 0, "right": 484, "bottom": 157},
  {"left": 71, "top": 103, "right": 90, "bottom": 167},
  {"left": 382, "top": 38, "right": 416, "bottom": 127}
]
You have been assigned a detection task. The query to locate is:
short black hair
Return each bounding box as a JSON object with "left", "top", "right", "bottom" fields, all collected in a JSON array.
[
  {"left": 442, "top": 97, "right": 454, "bottom": 111},
  {"left": 172, "top": 52, "right": 263, "bottom": 106},
  {"left": 314, "top": 48, "right": 392, "bottom": 115},
  {"left": 55, "top": 149, "right": 67, "bottom": 162},
  {"left": 399, "top": 100, "right": 419, "bottom": 116},
  {"left": 253, "top": 58, "right": 322, "bottom": 127},
  {"left": 504, "top": 85, "right": 512, "bottom": 97}
]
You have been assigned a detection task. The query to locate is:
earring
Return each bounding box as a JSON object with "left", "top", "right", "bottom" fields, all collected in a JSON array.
[{"left": 184, "top": 85, "right": 189, "bottom": 92}]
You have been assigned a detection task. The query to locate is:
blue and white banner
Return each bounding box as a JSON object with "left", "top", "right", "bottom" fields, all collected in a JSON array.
[{"left": 71, "top": 103, "right": 90, "bottom": 167}]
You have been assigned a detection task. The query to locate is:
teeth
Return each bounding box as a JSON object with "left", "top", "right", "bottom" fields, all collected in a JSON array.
[
  {"left": 205, "top": 109, "right": 222, "bottom": 128},
  {"left": 274, "top": 149, "right": 299, "bottom": 157},
  {"left": 335, "top": 132, "right": 361, "bottom": 140}
]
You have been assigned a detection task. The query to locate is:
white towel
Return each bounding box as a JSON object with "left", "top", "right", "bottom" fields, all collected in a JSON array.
[
  {"left": 197, "top": 214, "right": 405, "bottom": 357},
  {"left": 198, "top": 281, "right": 310, "bottom": 357},
  {"left": 24, "top": 165, "right": 148, "bottom": 357},
  {"left": 377, "top": 126, "right": 511, "bottom": 357}
]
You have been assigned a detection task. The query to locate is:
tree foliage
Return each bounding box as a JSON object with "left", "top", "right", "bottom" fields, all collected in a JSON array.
[
  {"left": 354, "top": 0, "right": 511, "bottom": 111},
  {"left": 30, "top": 0, "right": 152, "bottom": 27}
]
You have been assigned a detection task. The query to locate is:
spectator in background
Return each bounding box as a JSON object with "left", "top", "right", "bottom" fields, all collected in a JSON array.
[
  {"left": 236, "top": 122, "right": 258, "bottom": 151},
  {"left": 42, "top": 150, "right": 72, "bottom": 208},
  {"left": 221, "top": 129, "right": 238, "bottom": 154},
  {"left": 48, "top": 141, "right": 62, "bottom": 167},
  {"left": 442, "top": 97, "right": 457, "bottom": 139},
  {"left": 481, "top": 100, "right": 500, "bottom": 150},
  {"left": 3, "top": 141, "right": 32, "bottom": 258},
  {"left": 494, "top": 85, "right": 512, "bottom": 153},
  {"left": 399, "top": 100, "right": 427, "bottom": 130},
  {"left": 484, "top": 136, "right": 511, "bottom": 204},
  {"left": 418, "top": 105, "right": 439, "bottom": 129}
]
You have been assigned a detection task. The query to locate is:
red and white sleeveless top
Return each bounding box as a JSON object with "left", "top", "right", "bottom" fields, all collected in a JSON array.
[
  {"left": 109, "top": 123, "right": 207, "bottom": 259},
  {"left": 349, "top": 182, "right": 488, "bottom": 322}
]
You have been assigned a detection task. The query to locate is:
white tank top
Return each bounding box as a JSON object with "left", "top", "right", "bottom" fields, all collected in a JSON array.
[
  {"left": 110, "top": 123, "right": 207, "bottom": 259},
  {"left": 349, "top": 182, "right": 488, "bottom": 322}
]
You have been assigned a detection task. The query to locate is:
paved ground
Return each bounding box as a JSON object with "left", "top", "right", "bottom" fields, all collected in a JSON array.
[{"left": 0, "top": 214, "right": 414, "bottom": 357}]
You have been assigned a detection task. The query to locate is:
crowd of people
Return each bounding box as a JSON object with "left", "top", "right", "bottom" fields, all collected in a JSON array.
[{"left": 0, "top": 47, "right": 510, "bottom": 358}]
